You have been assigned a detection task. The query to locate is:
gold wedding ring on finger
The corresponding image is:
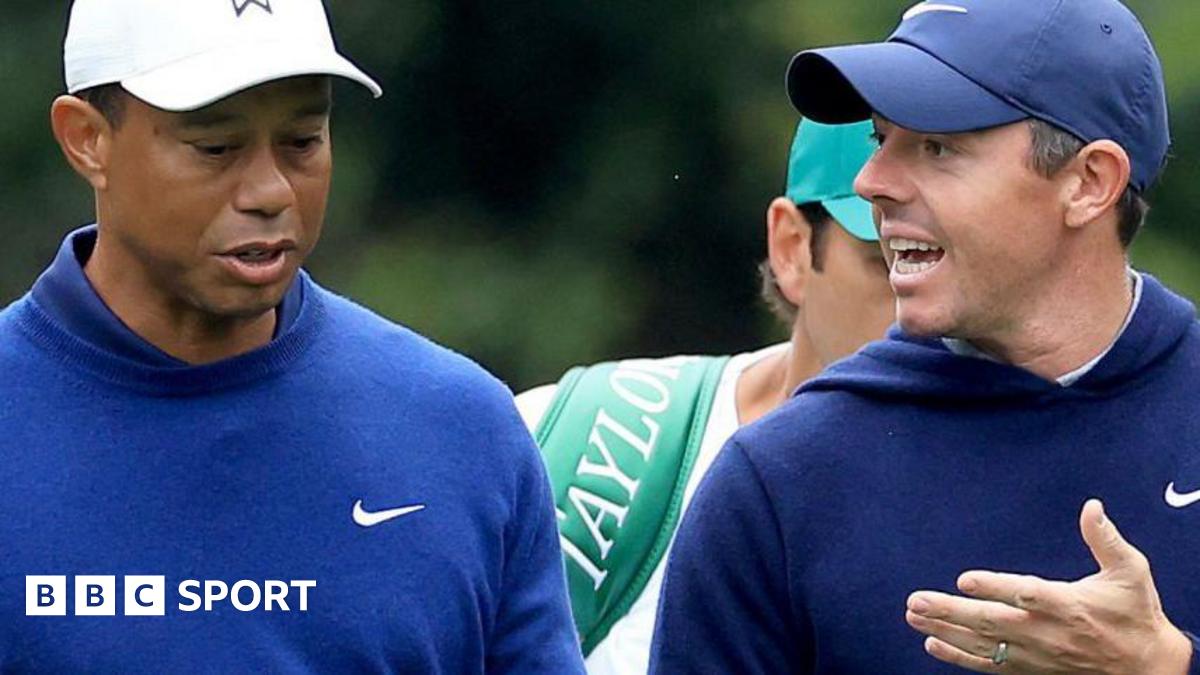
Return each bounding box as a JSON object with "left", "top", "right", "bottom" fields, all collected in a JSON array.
[{"left": 991, "top": 641, "right": 1009, "bottom": 665}]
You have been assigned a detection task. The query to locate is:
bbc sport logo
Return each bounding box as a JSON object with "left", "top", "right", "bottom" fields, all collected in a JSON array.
[{"left": 26, "top": 576, "right": 316, "bottom": 616}]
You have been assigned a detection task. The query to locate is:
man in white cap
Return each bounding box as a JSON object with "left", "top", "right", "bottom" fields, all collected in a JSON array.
[{"left": 0, "top": 1, "right": 582, "bottom": 671}]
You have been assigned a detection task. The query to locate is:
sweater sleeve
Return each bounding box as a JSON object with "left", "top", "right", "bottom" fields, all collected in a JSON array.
[
  {"left": 486, "top": 426, "right": 586, "bottom": 674},
  {"left": 649, "top": 439, "right": 805, "bottom": 674}
]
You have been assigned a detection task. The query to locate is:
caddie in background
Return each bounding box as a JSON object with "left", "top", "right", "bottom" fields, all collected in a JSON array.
[
  {"left": 516, "top": 118, "right": 895, "bottom": 674},
  {"left": 0, "top": 1, "right": 582, "bottom": 671},
  {"left": 651, "top": 0, "right": 1200, "bottom": 673}
]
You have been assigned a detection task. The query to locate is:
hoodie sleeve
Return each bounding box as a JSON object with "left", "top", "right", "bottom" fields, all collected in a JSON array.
[
  {"left": 649, "top": 439, "right": 806, "bottom": 673},
  {"left": 485, "top": 422, "right": 586, "bottom": 674},
  {"left": 1185, "top": 631, "right": 1200, "bottom": 675}
]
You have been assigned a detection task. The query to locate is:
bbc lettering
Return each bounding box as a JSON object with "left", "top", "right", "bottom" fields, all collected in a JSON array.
[{"left": 25, "top": 576, "right": 315, "bottom": 616}]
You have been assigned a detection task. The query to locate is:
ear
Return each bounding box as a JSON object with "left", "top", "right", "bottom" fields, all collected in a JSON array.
[
  {"left": 766, "top": 197, "right": 814, "bottom": 308},
  {"left": 1062, "top": 140, "right": 1131, "bottom": 231},
  {"left": 49, "top": 95, "right": 113, "bottom": 191}
]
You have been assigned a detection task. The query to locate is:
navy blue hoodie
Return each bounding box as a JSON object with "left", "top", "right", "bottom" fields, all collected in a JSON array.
[{"left": 650, "top": 274, "right": 1200, "bottom": 673}]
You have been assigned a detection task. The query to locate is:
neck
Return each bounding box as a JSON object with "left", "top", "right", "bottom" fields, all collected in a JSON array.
[
  {"left": 967, "top": 251, "right": 1133, "bottom": 381},
  {"left": 735, "top": 325, "right": 823, "bottom": 425},
  {"left": 84, "top": 233, "right": 277, "bottom": 366}
]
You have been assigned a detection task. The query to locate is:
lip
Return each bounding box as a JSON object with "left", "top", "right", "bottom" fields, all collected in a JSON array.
[
  {"left": 220, "top": 239, "right": 296, "bottom": 257},
  {"left": 215, "top": 240, "right": 296, "bottom": 286},
  {"left": 889, "top": 255, "right": 944, "bottom": 295},
  {"left": 879, "top": 225, "right": 945, "bottom": 294},
  {"left": 878, "top": 223, "right": 939, "bottom": 247}
]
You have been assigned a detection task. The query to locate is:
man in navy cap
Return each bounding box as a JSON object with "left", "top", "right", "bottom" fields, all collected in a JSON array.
[{"left": 650, "top": 1, "right": 1200, "bottom": 673}]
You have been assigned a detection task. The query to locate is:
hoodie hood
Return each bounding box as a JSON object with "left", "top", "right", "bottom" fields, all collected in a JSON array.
[{"left": 800, "top": 274, "right": 1196, "bottom": 404}]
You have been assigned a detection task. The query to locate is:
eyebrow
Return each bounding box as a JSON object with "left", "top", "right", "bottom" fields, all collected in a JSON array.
[
  {"left": 177, "top": 100, "right": 332, "bottom": 130},
  {"left": 929, "top": 129, "right": 981, "bottom": 148},
  {"left": 177, "top": 110, "right": 241, "bottom": 129},
  {"left": 291, "top": 100, "right": 333, "bottom": 119}
]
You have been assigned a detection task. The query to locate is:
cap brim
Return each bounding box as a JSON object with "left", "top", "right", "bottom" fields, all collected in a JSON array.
[
  {"left": 823, "top": 195, "right": 877, "bottom": 242},
  {"left": 787, "top": 42, "right": 1026, "bottom": 133},
  {"left": 121, "top": 40, "right": 382, "bottom": 112}
]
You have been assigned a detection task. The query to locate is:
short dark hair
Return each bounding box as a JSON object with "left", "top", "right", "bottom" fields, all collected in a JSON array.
[
  {"left": 758, "top": 201, "right": 833, "bottom": 324},
  {"left": 75, "top": 83, "right": 128, "bottom": 128},
  {"left": 1026, "top": 119, "right": 1148, "bottom": 248}
]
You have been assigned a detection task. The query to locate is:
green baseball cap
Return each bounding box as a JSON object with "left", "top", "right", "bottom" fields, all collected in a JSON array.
[{"left": 785, "top": 118, "right": 878, "bottom": 241}]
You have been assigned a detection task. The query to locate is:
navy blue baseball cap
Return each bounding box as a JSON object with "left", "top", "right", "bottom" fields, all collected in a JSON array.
[{"left": 786, "top": 0, "right": 1169, "bottom": 192}]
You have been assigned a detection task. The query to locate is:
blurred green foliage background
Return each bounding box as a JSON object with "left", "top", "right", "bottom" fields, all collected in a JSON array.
[{"left": 2, "top": 1, "right": 1198, "bottom": 389}]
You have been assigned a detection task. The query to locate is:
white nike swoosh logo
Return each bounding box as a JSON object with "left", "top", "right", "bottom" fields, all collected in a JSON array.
[
  {"left": 903, "top": 3, "right": 969, "bottom": 20},
  {"left": 1165, "top": 482, "right": 1200, "bottom": 508},
  {"left": 352, "top": 499, "right": 426, "bottom": 527}
]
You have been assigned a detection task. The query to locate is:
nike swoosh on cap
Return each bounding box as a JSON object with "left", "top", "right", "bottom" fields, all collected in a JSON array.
[
  {"left": 903, "top": 3, "right": 969, "bottom": 21},
  {"left": 352, "top": 499, "right": 426, "bottom": 527}
]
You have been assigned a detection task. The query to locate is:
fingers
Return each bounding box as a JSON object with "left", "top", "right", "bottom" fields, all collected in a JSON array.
[
  {"left": 910, "top": 502, "right": 1163, "bottom": 673},
  {"left": 907, "top": 591, "right": 1026, "bottom": 639},
  {"left": 1078, "top": 498, "right": 1147, "bottom": 574},
  {"left": 956, "top": 570, "right": 1067, "bottom": 614},
  {"left": 923, "top": 635, "right": 1004, "bottom": 674},
  {"left": 908, "top": 606, "right": 1019, "bottom": 673},
  {"left": 907, "top": 609, "right": 1002, "bottom": 659}
]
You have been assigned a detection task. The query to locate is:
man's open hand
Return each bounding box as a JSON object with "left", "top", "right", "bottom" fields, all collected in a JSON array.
[{"left": 904, "top": 499, "right": 1192, "bottom": 674}]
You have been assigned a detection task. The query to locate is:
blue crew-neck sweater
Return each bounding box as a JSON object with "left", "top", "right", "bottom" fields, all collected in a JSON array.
[
  {"left": 650, "top": 274, "right": 1200, "bottom": 674},
  {"left": 0, "top": 228, "right": 584, "bottom": 673}
]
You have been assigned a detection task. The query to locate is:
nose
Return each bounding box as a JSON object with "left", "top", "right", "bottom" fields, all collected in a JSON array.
[
  {"left": 853, "top": 139, "right": 911, "bottom": 209},
  {"left": 232, "top": 144, "right": 295, "bottom": 218}
]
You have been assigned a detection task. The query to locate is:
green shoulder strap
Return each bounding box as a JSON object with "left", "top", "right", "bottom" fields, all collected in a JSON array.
[{"left": 534, "top": 354, "right": 731, "bottom": 655}]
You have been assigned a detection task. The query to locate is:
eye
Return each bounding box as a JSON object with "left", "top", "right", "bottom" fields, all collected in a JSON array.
[
  {"left": 194, "top": 143, "right": 234, "bottom": 157},
  {"left": 924, "top": 139, "right": 952, "bottom": 158},
  {"left": 287, "top": 135, "right": 323, "bottom": 151},
  {"left": 869, "top": 131, "right": 886, "bottom": 148}
]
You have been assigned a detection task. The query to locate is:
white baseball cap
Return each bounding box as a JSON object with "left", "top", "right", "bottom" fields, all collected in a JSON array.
[{"left": 64, "top": 0, "right": 382, "bottom": 112}]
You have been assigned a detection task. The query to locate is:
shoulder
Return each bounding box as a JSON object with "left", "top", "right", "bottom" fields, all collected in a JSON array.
[
  {"left": 304, "top": 286, "right": 535, "bottom": 472},
  {"left": 1180, "top": 320, "right": 1200, "bottom": 355},
  {"left": 729, "top": 383, "right": 889, "bottom": 490},
  {"left": 0, "top": 295, "right": 30, "bottom": 342},
  {"left": 311, "top": 284, "right": 512, "bottom": 400},
  {"left": 0, "top": 295, "right": 53, "bottom": 368},
  {"left": 737, "top": 379, "right": 871, "bottom": 447}
]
